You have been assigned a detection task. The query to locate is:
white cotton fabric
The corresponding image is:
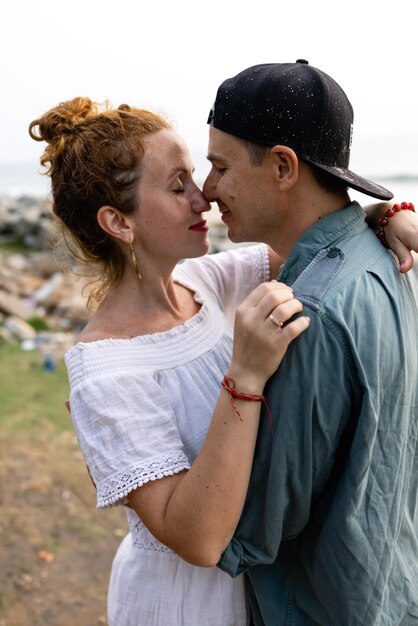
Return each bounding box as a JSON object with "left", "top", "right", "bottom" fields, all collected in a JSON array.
[{"left": 65, "top": 244, "right": 270, "bottom": 626}]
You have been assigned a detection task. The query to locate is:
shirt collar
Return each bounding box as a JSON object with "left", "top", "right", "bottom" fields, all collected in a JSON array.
[{"left": 278, "top": 201, "right": 367, "bottom": 283}]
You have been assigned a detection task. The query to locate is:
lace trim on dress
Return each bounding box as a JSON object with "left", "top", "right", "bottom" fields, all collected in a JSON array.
[
  {"left": 131, "top": 517, "right": 173, "bottom": 554},
  {"left": 260, "top": 242, "right": 271, "bottom": 280},
  {"left": 96, "top": 451, "right": 191, "bottom": 509}
]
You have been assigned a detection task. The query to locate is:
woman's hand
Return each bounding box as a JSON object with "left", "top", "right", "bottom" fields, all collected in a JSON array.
[
  {"left": 127, "top": 281, "right": 309, "bottom": 567},
  {"left": 365, "top": 201, "right": 418, "bottom": 272},
  {"left": 382, "top": 206, "right": 418, "bottom": 272},
  {"left": 229, "top": 280, "right": 309, "bottom": 389}
]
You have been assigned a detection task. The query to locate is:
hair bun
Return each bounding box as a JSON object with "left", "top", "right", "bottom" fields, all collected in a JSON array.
[
  {"left": 29, "top": 97, "right": 100, "bottom": 173},
  {"left": 29, "top": 97, "right": 97, "bottom": 144}
]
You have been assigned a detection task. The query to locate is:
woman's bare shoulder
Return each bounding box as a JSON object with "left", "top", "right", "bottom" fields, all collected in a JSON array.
[{"left": 77, "top": 313, "right": 131, "bottom": 343}]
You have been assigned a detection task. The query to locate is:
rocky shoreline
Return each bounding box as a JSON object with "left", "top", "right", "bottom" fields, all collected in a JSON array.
[{"left": 0, "top": 194, "right": 229, "bottom": 366}]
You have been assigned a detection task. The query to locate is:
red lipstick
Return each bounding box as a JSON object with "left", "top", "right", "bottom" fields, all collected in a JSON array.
[{"left": 189, "top": 220, "right": 208, "bottom": 232}]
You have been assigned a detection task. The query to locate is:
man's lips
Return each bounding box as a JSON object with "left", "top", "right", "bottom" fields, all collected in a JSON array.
[
  {"left": 217, "top": 202, "right": 231, "bottom": 218},
  {"left": 219, "top": 209, "right": 232, "bottom": 223},
  {"left": 189, "top": 220, "right": 208, "bottom": 232}
]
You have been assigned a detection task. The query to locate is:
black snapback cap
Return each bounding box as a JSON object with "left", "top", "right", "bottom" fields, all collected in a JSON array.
[{"left": 208, "top": 60, "right": 393, "bottom": 201}]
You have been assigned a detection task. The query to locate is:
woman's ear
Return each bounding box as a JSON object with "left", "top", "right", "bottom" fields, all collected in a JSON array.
[
  {"left": 97, "top": 206, "right": 133, "bottom": 243},
  {"left": 270, "top": 145, "right": 299, "bottom": 190}
]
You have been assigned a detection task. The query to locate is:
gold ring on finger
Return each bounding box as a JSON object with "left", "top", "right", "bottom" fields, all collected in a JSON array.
[{"left": 268, "top": 313, "right": 284, "bottom": 329}]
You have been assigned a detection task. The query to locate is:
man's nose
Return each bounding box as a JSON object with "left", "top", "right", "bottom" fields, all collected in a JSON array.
[{"left": 202, "top": 170, "right": 216, "bottom": 202}]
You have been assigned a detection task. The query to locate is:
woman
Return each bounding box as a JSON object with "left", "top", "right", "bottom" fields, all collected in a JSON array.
[{"left": 29, "top": 98, "right": 416, "bottom": 626}]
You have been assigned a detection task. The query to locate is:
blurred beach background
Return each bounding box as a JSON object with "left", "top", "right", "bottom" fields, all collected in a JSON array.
[
  {"left": 1, "top": 134, "right": 417, "bottom": 238},
  {"left": 1, "top": 0, "right": 417, "bottom": 212},
  {"left": 0, "top": 1, "right": 417, "bottom": 624},
  {"left": 1, "top": 139, "right": 417, "bottom": 210}
]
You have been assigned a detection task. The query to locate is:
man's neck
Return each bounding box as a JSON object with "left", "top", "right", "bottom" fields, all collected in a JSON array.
[{"left": 270, "top": 190, "right": 351, "bottom": 261}]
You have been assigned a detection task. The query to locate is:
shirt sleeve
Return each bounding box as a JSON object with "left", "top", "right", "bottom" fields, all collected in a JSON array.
[
  {"left": 69, "top": 371, "right": 191, "bottom": 508},
  {"left": 176, "top": 244, "right": 270, "bottom": 322},
  {"left": 218, "top": 309, "right": 358, "bottom": 576}
]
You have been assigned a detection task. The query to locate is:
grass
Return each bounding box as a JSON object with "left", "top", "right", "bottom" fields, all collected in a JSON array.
[
  {"left": 0, "top": 237, "right": 31, "bottom": 255},
  {"left": 0, "top": 342, "right": 71, "bottom": 437},
  {"left": 0, "top": 342, "right": 126, "bottom": 625}
]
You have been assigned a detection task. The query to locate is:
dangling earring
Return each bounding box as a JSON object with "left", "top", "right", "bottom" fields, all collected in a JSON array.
[{"left": 128, "top": 241, "right": 142, "bottom": 280}]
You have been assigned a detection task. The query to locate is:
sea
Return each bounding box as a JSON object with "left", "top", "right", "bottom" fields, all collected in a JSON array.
[{"left": 0, "top": 159, "right": 417, "bottom": 213}]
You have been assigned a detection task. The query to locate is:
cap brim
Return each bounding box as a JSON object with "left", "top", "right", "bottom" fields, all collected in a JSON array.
[{"left": 301, "top": 156, "right": 394, "bottom": 201}]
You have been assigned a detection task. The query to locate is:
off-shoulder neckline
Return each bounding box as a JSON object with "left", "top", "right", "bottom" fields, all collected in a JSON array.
[{"left": 67, "top": 276, "right": 208, "bottom": 352}]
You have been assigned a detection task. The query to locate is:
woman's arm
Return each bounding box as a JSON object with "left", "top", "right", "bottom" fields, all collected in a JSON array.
[
  {"left": 267, "top": 246, "right": 285, "bottom": 279},
  {"left": 364, "top": 201, "right": 418, "bottom": 272},
  {"left": 128, "top": 281, "right": 309, "bottom": 567}
]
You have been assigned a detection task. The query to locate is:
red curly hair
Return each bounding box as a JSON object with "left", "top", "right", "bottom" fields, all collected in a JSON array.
[{"left": 29, "top": 98, "right": 170, "bottom": 303}]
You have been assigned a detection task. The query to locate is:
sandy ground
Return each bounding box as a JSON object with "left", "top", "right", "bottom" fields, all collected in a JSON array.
[{"left": 0, "top": 431, "right": 126, "bottom": 626}]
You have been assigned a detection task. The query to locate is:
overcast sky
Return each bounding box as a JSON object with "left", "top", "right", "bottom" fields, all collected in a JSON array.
[{"left": 2, "top": 0, "right": 417, "bottom": 183}]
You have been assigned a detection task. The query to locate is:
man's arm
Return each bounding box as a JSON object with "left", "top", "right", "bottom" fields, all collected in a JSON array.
[{"left": 218, "top": 309, "right": 359, "bottom": 576}]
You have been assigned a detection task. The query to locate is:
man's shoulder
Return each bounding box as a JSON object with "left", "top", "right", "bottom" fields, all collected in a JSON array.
[{"left": 292, "top": 228, "right": 400, "bottom": 314}]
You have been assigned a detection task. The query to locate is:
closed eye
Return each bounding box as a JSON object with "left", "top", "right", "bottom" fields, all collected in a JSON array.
[
  {"left": 210, "top": 164, "right": 226, "bottom": 175},
  {"left": 206, "top": 154, "right": 227, "bottom": 174}
]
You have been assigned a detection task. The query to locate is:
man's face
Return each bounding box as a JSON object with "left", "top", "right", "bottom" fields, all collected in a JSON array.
[{"left": 203, "top": 127, "right": 279, "bottom": 245}]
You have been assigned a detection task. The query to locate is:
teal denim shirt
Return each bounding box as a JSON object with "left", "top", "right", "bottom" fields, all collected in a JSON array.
[{"left": 218, "top": 202, "right": 418, "bottom": 625}]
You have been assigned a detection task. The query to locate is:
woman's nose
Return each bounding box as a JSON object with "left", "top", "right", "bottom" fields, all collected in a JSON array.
[{"left": 192, "top": 188, "right": 211, "bottom": 213}]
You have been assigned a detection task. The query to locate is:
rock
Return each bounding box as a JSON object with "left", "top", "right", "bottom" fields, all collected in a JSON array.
[
  {"left": 4, "top": 316, "right": 37, "bottom": 341},
  {"left": 6, "top": 254, "right": 28, "bottom": 271},
  {"left": 33, "top": 272, "right": 64, "bottom": 306},
  {"left": 0, "top": 325, "right": 15, "bottom": 344},
  {"left": 0, "top": 195, "right": 57, "bottom": 250},
  {"left": 0, "top": 290, "right": 35, "bottom": 320},
  {"left": 37, "top": 330, "right": 78, "bottom": 360}
]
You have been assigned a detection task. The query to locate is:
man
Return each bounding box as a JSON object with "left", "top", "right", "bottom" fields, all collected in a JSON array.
[{"left": 203, "top": 60, "right": 418, "bottom": 625}]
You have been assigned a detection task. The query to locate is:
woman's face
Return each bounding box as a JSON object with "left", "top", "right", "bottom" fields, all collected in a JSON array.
[{"left": 131, "top": 128, "right": 211, "bottom": 264}]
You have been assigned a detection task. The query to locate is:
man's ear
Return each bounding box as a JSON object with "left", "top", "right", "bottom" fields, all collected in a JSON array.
[
  {"left": 97, "top": 205, "right": 133, "bottom": 243},
  {"left": 270, "top": 145, "right": 299, "bottom": 190}
]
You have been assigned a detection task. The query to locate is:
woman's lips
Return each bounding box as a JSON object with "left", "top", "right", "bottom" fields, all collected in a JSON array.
[{"left": 189, "top": 220, "right": 208, "bottom": 232}]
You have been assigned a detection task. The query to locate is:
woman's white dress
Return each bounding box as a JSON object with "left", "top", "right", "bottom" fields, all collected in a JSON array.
[{"left": 65, "top": 245, "right": 269, "bottom": 626}]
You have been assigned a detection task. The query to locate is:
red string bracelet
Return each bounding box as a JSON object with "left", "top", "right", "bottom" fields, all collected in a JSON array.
[
  {"left": 221, "top": 375, "right": 274, "bottom": 432},
  {"left": 376, "top": 201, "right": 415, "bottom": 248}
]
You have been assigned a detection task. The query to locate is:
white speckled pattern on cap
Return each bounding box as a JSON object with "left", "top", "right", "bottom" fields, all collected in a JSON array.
[{"left": 208, "top": 60, "right": 393, "bottom": 201}]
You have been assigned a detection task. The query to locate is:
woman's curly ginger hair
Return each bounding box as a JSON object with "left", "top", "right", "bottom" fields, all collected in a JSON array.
[{"left": 29, "top": 97, "right": 170, "bottom": 304}]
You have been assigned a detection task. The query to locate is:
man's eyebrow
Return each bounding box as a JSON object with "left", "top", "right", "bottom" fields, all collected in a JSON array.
[{"left": 206, "top": 152, "right": 226, "bottom": 164}]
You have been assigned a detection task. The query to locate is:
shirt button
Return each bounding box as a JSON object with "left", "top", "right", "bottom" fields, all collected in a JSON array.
[{"left": 327, "top": 247, "right": 340, "bottom": 258}]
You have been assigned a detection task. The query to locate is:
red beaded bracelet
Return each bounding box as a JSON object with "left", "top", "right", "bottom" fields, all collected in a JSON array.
[
  {"left": 376, "top": 201, "right": 415, "bottom": 248},
  {"left": 221, "top": 375, "right": 274, "bottom": 432}
]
